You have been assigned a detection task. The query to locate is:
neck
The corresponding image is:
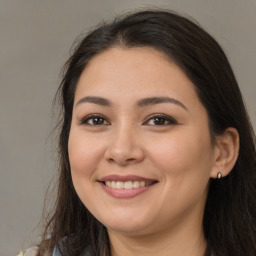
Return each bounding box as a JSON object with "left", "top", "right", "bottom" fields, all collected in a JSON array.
[{"left": 108, "top": 220, "right": 206, "bottom": 256}]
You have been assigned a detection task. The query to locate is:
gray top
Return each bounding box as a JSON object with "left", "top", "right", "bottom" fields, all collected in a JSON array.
[
  {"left": 23, "top": 246, "right": 93, "bottom": 256},
  {"left": 53, "top": 245, "right": 93, "bottom": 256}
]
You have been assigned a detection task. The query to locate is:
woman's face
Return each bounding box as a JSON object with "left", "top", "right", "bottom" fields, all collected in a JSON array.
[{"left": 68, "top": 47, "right": 218, "bottom": 236}]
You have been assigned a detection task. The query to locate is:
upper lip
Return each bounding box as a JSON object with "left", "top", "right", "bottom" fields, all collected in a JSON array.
[{"left": 99, "top": 175, "right": 157, "bottom": 182}]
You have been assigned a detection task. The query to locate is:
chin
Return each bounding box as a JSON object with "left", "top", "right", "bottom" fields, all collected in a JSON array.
[
  {"left": 95, "top": 209, "right": 153, "bottom": 234},
  {"left": 105, "top": 221, "right": 152, "bottom": 235}
]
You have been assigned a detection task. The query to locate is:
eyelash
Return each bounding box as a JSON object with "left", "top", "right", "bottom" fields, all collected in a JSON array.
[
  {"left": 80, "top": 114, "right": 110, "bottom": 126},
  {"left": 80, "top": 114, "right": 178, "bottom": 126},
  {"left": 143, "top": 114, "right": 178, "bottom": 126}
]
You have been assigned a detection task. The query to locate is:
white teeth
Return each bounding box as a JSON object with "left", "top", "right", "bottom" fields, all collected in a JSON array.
[
  {"left": 124, "top": 181, "right": 133, "bottom": 189},
  {"left": 140, "top": 181, "right": 145, "bottom": 187},
  {"left": 111, "top": 181, "right": 116, "bottom": 189},
  {"left": 104, "top": 180, "right": 153, "bottom": 189},
  {"left": 133, "top": 181, "right": 140, "bottom": 188},
  {"left": 116, "top": 181, "right": 124, "bottom": 189}
]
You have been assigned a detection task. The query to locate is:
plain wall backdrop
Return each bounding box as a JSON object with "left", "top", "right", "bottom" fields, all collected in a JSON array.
[{"left": 0, "top": 0, "right": 255, "bottom": 255}]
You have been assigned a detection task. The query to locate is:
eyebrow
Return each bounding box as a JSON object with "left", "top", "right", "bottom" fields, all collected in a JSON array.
[
  {"left": 76, "top": 96, "right": 188, "bottom": 111},
  {"left": 76, "top": 96, "right": 112, "bottom": 107},
  {"left": 136, "top": 97, "right": 188, "bottom": 110}
]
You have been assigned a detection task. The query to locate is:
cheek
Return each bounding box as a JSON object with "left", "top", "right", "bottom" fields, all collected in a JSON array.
[
  {"left": 147, "top": 127, "right": 214, "bottom": 184},
  {"left": 146, "top": 129, "right": 213, "bottom": 220},
  {"left": 68, "top": 130, "right": 107, "bottom": 211},
  {"left": 68, "top": 130, "right": 106, "bottom": 181}
]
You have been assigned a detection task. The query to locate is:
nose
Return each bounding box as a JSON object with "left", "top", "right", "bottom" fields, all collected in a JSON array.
[{"left": 104, "top": 125, "right": 145, "bottom": 166}]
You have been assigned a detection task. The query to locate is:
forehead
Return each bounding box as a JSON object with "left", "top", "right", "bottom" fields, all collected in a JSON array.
[{"left": 75, "top": 47, "right": 200, "bottom": 107}]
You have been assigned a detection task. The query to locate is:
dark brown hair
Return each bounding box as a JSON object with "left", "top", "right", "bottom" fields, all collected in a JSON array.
[{"left": 38, "top": 10, "right": 256, "bottom": 256}]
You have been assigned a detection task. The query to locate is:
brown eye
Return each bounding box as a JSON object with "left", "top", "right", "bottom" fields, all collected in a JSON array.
[
  {"left": 145, "top": 114, "right": 178, "bottom": 126},
  {"left": 81, "top": 115, "right": 110, "bottom": 126},
  {"left": 152, "top": 117, "right": 167, "bottom": 125}
]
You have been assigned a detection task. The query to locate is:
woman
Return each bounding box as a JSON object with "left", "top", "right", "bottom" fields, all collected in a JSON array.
[{"left": 31, "top": 10, "right": 255, "bottom": 256}]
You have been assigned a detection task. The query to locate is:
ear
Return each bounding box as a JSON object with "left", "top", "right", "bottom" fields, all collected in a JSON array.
[{"left": 210, "top": 127, "right": 240, "bottom": 178}]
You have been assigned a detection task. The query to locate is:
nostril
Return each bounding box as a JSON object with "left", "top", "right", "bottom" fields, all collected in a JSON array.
[
  {"left": 104, "top": 144, "right": 145, "bottom": 165},
  {"left": 107, "top": 157, "right": 136, "bottom": 165},
  {"left": 127, "top": 158, "right": 136, "bottom": 162},
  {"left": 108, "top": 158, "right": 115, "bottom": 163}
]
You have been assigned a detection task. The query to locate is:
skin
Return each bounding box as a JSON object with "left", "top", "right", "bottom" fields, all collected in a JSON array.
[{"left": 68, "top": 47, "right": 239, "bottom": 256}]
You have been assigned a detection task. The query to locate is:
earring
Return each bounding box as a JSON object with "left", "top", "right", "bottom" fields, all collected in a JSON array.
[{"left": 217, "top": 172, "right": 222, "bottom": 179}]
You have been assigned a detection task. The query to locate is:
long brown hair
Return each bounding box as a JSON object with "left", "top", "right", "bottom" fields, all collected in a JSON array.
[{"left": 37, "top": 10, "right": 256, "bottom": 256}]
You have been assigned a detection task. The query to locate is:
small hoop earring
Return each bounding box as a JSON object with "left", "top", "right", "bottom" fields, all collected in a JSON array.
[{"left": 217, "top": 172, "right": 222, "bottom": 179}]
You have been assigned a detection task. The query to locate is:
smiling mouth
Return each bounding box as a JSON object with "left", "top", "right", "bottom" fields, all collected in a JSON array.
[
  {"left": 102, "top": 180, "right": 156, "bottom": 189},
  {"left": 98, "top": 175, "right": 158, "bottom": 198}
]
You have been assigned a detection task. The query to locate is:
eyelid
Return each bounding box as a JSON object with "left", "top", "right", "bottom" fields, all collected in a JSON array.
[
  {"left": 143, "top": 113, "right": 178, "bottom": 125},
  {"left": 79, "top": 113, "right": 178, "bottom": 126},
  {"left": 80, "top": 113, "right": 110, "bottom": 125}
]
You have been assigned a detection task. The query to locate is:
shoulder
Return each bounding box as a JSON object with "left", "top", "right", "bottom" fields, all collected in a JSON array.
[
  {"left": 23, "top": 246, "right": 53, "bottom": 256},
  {"left": 24, "top": 247, "right": 39, "bottom": 256},
  {"left": 53, "top": 245, "right": 94, "bottom": 256}
]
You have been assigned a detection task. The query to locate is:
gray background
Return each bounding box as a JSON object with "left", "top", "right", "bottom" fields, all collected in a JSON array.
[{"left": 1, "top": 0, "right": 255, "bottom": 255}]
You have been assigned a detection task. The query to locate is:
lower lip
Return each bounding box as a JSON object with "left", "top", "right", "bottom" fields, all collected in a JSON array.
[{"left": 99, "top": 182, "right": 156, "bottom": 198}]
